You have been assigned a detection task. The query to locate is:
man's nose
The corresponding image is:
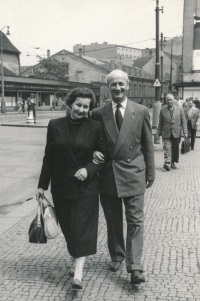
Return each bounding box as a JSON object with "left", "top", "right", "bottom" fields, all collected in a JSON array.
[{"left": 115, "top": 84, "right": 121, "bottom": 90}]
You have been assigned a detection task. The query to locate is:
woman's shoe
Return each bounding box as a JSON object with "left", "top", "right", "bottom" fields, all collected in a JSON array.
[{"left": 71, "top": 279, "right": 83, "bottom": 290}]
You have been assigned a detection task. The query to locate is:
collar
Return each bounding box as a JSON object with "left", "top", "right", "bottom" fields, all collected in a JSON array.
[{"left": 112, "top": 97, "right": 127, "bottom": 110}]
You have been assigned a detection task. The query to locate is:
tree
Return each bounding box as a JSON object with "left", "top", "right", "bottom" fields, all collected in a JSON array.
[{"left": 34, "top": 56, "right": 69, "bottom": 80}]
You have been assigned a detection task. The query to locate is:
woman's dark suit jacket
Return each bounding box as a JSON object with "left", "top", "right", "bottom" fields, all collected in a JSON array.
[{"left": 38, "top": 116, "right": 107, "bottom": 200}]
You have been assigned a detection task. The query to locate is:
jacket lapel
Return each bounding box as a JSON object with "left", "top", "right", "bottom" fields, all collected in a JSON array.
[
  {"left": 164, "top": 107, "right": 171, "bottom": 120},
  {"left": 114, "top": 100, "right": 136, "bottom": 156},
  {"left": 102, "top": 102, "right": 118, "bottom": 144},
  {"left": 73, "top": 118, "right": 91, "bottom": 152},
  {"left": 57, "top": 116, "right": 76, "bottom": 162},
  {"left": 172, "top": 105, "right": 179, "bottom": 120}
]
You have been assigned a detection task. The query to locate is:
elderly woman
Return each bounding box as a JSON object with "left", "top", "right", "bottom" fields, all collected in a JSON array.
[{"left": 37, "top": 87, "right": 107, "bottom": 290}]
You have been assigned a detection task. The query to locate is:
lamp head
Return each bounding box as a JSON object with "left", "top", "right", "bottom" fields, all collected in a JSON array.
[{"left": 6, "top": 27, "right": 10, "bottom": 35}]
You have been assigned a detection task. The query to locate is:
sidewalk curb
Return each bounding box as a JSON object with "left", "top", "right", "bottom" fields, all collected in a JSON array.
[
  {"left": 0, "top": 199, "right": 37, "bottom": 236},
  {"left": 1, "top": 123, "right": 47, "bottom": 128}
]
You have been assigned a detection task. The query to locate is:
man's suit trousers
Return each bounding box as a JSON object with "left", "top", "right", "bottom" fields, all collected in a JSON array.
[
  {"left": 163, "top": 134, "right": 180, "bottom": 164},
  {"left": 100, "top": 193, "right": 144, "bottom": 272},
  {"left": 187, "top": 120, "right": 197, "bottom": 149}
]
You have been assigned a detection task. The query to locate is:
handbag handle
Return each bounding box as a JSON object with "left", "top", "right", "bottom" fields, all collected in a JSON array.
[
  {"left": 37, "top": 200, "right": 42, "bottom": 227},
  {"left": 37, "top": 195, "right": 52, "bottom": 208}
]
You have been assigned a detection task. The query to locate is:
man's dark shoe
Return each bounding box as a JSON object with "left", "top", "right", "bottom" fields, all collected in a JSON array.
[
  {"left": 171, "top": 162, "right": 176, "bottom": 169},
  {"left": 131, "top": 270, "right": 145, "bottom": 284},
  {"left": 109, "top": 261, "right": 122, "bottom": 272},
  {"left": 191, "top": 147, "right": 194, "bottom": 150},
  {"left": 163, "top": 163, "right": 170, "bottom": 171}
]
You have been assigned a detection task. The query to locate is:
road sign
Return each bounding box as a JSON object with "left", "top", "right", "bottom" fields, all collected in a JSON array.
[{"left": 153, "top": 78, "right": 161, "bottom": 87}]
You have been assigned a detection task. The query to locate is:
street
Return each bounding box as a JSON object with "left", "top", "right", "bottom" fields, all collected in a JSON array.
[
  {"left": 0, "top": 111, "right": 200, "bottom": 300},
  {"left": 0, "top": 111, "right": 65, "bottom": 216}
]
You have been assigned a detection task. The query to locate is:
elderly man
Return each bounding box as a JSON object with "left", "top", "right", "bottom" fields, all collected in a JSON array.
[
  {"left": 184, "top": 99, "right": 200, "bottom": 150},
  {"left": 157, "top": 94, "right": 187, "bottom": 171},
  {"left": 91, "top": 69, "right": 155, "bottom": 284}
]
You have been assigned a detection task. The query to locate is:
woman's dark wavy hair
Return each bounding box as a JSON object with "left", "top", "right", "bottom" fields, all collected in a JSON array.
[{"left": 65, "top": 87, "right": 96, "bottom": 111}]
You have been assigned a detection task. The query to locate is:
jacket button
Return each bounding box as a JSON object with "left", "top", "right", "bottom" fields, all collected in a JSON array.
[
  {"left": 129, "top": 146, "right": 132, "bottom": 150},
  {"left": 113, "top": 160, "right": 115, "bottom": 163},
  {"left": 127, "top": 159, "right": 130, "bottom": 163}
]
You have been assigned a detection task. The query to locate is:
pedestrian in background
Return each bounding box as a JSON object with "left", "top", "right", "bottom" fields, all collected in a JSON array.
[
  {"left": 37, "top": 87, "right": 107, "bottom": 290},
  {"left": 184, "top": 99, "right": 200, "bottom": 150},
  {"left": 182, "top": 98, "right": 189, "bottom": 109},
  {"left": 27, "top": 94, "right": 37, "bottom": 123},
  {"left": 157, "top": 93, "right": 188, "bottom": 171},
  {"left": 91, "top": 69, "right": 155, "bottom": 285},
  {"left": 194, "top": 97, "right": 200, "bottom": 109},
  {"left": 175, "top": 96, "right": 183, "bottom": 107},
  {"left": 17, "top": 98, "right": 23, "bottom": 113},
  {"left": 22, "top": 98, "right": 25, "bottom": 113},
  {"left": 52, "top": 98, "right": 56, "bottom": 110}
]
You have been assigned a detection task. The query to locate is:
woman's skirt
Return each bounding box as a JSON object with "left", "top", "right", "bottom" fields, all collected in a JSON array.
[{"left": 52, "top": 195, "right": 99, "bottom": 257}]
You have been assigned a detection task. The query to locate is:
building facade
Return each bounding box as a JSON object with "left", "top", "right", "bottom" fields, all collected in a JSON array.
[
  {"left": 21, "top": 49, "right": 109, "bottom": 84},
  {"left": 175, "top": 0, "right": 200, "bottom": 100},
  {"left": 73, "top": 42, "right": 142, "bottom": 67},
  {"left": 0, "top": 31, "right": 20, "bottom": 76}
]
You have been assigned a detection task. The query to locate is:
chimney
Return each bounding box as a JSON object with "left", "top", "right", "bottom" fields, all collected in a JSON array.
[
  {"left": 79, "top": 48, "right": 82, "bottom": 57},
  {"left": 47, "top": 49, "right": 50, "bottom": 58}
]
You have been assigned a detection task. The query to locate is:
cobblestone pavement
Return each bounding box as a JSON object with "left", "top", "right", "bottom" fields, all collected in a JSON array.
[{"left": 0, "top": 116, "right": 200, "bottom": 300}]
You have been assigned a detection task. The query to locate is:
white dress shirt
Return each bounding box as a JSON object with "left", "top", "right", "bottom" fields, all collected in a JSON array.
[{"left": 112, "top": 98, "right": 127, "bottom": 118}]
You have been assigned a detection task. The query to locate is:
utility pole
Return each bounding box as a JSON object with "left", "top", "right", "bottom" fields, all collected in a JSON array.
[
  {"left": 160, "top": 32, "right": 164, "bottom": 105},
  {"left": 152, "top": 0, "right": 163, "bottom": 129},
  {"left": 169, "top": 38, "right": 173, "bottom": 92}
]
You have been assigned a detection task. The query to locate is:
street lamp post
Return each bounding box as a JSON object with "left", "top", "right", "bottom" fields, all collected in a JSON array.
[
  {"left": 1, "top": 26, "right": 10, "bottom": 113},
  {"left": 164, "top": 37, "right": 173, "bottom": 92},
  {"left": 152, "top": 0, "right": 163, "bottom": 129},
  {"left": 160, "top": 32, "right": 164, "bottom": 105}
]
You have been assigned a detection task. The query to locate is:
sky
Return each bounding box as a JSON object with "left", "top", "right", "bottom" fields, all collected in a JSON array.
[{"left": 1, "top": 0, "right": 184, "bottom": 66}]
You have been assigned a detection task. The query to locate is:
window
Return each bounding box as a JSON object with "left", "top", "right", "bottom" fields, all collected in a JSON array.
[{"left": 101, "top": 74, "right": 107, "bottom": 82}]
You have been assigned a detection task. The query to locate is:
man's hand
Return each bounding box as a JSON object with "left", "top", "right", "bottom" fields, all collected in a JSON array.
[
  {"left": 146, "top": 180, "right": 154, "bottom": 189},
  {"left": 74, "top": 168, "right": 88, "bottom": 181},
  {"left": 184, "top": 134, "right": 188, "bottom": 139},
  {"left": 196, "top": 122, "right": 199, "bottom": 126},
  {"left": 92, "top": 151, "right": 105, "bottom": 164}
]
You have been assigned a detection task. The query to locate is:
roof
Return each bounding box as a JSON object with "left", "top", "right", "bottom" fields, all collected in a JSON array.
[
  {"left": 0, "top": 64, "right": 17, "bottom": 76},
  {"left": 75, "top": 43, "right": 142, "bottom": 51},
  {"left": 133, "top": 57, "right": 152, "bottom": 69},
  {"left": 164, "top": 51, "right": 182, "bottom": 63},
  {"left": 21, "top": 49, "right": 109, "bottom": 75},
  {"left": 0, "top": 31, "right": 20, "bottom": 54},
  {"left": 78, "top": 55, "right": 105, "bottom": 65}
]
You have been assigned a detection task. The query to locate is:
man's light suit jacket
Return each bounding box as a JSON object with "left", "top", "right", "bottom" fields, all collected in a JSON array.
[
  {"left": 92, "top": 100, "right": 155, "bottom": 198},
  {"left": 157, "top": 105, "right": 187, "bottom": 139}
]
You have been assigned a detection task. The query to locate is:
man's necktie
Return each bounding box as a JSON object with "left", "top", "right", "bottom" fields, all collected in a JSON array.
[{"left": 115, "top": 104, "right": 123, "bottom": 130}]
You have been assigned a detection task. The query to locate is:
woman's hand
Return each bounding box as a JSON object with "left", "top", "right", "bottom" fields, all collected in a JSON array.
[
  {"left": 74, "top": 168, "right": 88, "bottom": 181},
  {"left": 37, "top": 188, "right": 44, "bottom": 200},
  {"left": 92, "top": 151, "right": 105, "bottom": 164}
]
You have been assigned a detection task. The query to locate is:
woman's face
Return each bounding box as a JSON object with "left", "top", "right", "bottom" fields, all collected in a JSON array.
[{"left": 70, "top": 97, "right": 91, "bottom": 120}]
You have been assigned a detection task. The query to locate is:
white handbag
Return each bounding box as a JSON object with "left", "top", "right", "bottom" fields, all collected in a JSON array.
[{"left": 40, "top": 196, "right": 59, "bottom": 239}]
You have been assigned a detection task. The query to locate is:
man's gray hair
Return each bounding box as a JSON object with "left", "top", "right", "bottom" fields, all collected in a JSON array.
[
  {"left": 166, "top": 93, "right": 174, "bottom": 100},
  {"left": 106, "top": 69, "right": 129, "bottom": 84}
]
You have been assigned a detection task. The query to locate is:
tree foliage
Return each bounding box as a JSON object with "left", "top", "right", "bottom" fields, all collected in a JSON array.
[{"left": 34, "top": 56, "right": 69, "bottom": 80}]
